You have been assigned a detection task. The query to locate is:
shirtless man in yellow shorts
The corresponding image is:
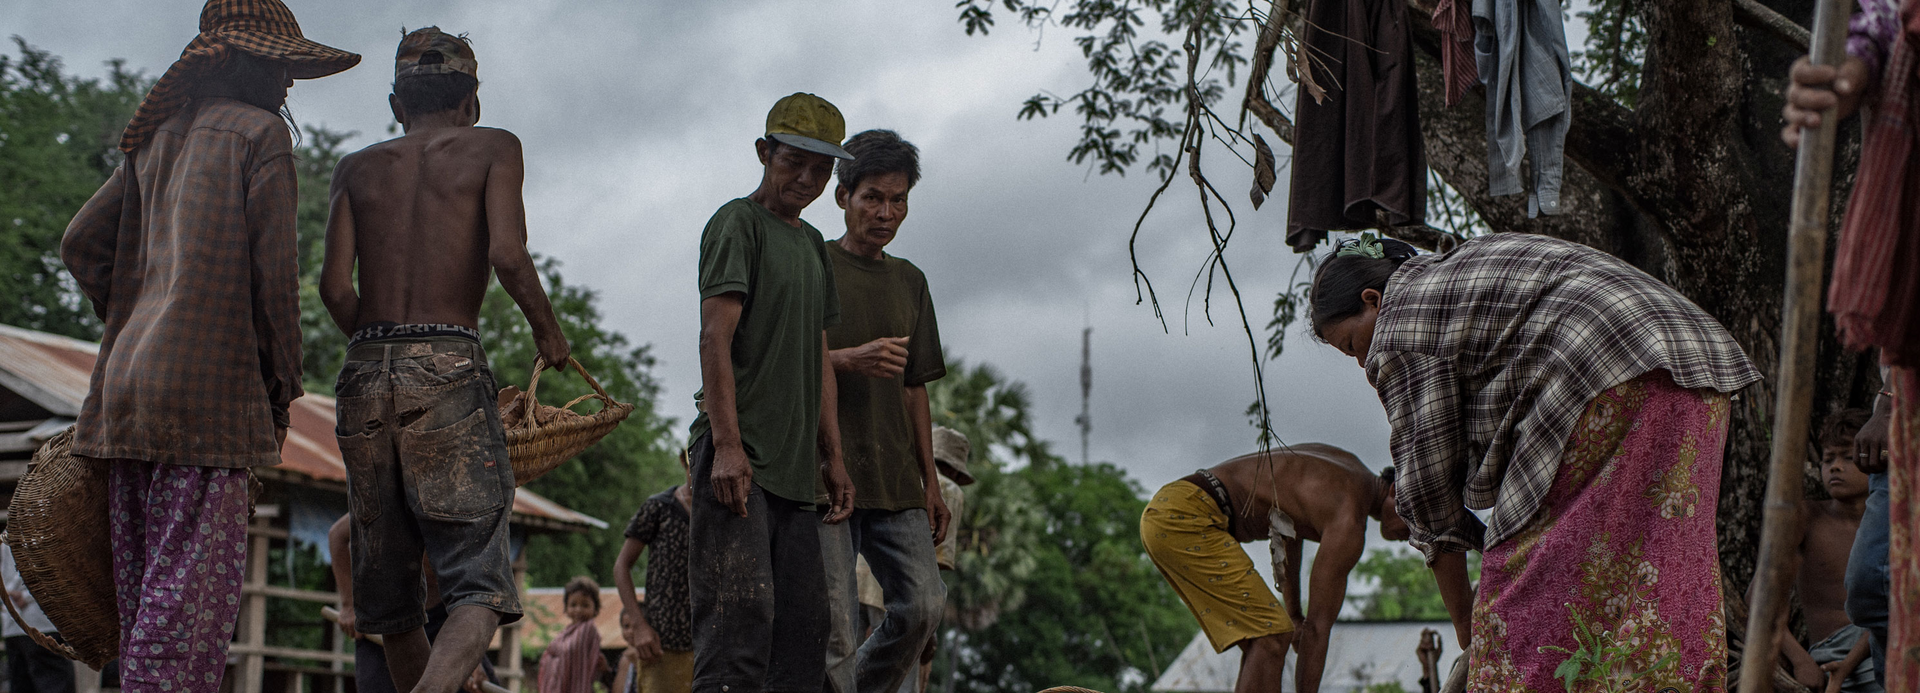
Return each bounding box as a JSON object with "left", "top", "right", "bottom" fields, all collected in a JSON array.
[{"left": 1140, "top": 443, "right": 1410, "bottom": 693}]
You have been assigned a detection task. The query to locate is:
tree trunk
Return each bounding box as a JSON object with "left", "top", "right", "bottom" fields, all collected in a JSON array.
[{"left": 1393, "top": 0, "right": 1880, "bottom": 592}]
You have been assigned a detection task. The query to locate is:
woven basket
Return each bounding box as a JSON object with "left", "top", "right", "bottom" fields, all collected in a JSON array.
[
  {"left": 504, "top": 356, "right": 634, "bottom": 486},
  {"left": 3, "top": 428, "right": 119, "bottom": 669}
]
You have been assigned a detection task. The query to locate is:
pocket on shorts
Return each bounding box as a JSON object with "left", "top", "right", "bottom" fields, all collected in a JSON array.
[
  {"left": 337, "top": 431, "right": 387, "bottom": 526},
  {"left": 398, "top": 408, "right": 508, "bottom": 520}
]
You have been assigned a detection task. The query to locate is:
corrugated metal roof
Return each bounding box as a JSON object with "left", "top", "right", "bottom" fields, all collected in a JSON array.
[
  {"left": 1151, "top": 622, "right": 1453, "bottom": 693},
  {"left": 0, "top": 323, "right": 603, "bottom": 531},
  {"left": 0, "top": 323, "right": 100, "bottom": 417}
]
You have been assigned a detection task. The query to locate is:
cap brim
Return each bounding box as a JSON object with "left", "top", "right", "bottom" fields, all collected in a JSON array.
[
  {"left": 226, "top": 31, "right": 363, "bottom": 80},
  {"left": 936, "top": 459, "right": 975, "bottom": 486},
  {"left": 768, "top": 133, "right": 854, "bottom": 160}
]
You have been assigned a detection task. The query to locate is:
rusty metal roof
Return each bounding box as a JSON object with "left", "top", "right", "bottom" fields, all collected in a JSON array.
[{"left": 0, "top": 323, "right": 604, "bottom": 532}]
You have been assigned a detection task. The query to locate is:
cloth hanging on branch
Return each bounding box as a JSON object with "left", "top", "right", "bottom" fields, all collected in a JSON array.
[
  {"left": 1433, "top": 0, "right": 1479, "bottom": 106},
  {"left": 1473, "top": 0, "right": 1571, "bottom": 217},
  {"left": 1285, "top": 0, "right": 1427, "bottom": 252}
]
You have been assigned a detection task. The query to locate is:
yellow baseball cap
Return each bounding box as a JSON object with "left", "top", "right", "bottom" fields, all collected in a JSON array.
[{"left": 766, "top": 93, "right": 853, "bottom": 160}]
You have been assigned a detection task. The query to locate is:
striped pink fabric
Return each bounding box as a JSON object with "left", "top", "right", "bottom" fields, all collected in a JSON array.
[
  {"left": 1432, "top": 0, "right": 1478, "bottom": 106},
  {"left": 537, "top": 621, "right": 606, "bottom": 693},
  {"left": 1830, "top": 0, "right": 1920, "bottom": 367}
]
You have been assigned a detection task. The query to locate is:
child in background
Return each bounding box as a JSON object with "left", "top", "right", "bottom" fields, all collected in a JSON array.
[
  {"left": 539, "top": 577, "right": 610, "bottom": 693},
  {"left": 614, "top": 607, "right": 645, "bottom": 693},
  {"left": 613, "top": 453, "right": 695, "bottom": 693},
  {"left": 1774, "top": 410, "right": 1882, "bottom": 693}
]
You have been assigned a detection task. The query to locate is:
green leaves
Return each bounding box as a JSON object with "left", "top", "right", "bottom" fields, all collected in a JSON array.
[
  {"left": 0, "top": 39, "right": 149, "bottom": 341},
  {"left": 928, "top": 359, "right": 1190, "bottom": 693}
]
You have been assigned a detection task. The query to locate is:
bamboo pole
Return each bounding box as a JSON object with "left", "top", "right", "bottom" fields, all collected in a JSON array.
[{"left": 1739, "top": 1, "right": 1854, "bottom": 690}]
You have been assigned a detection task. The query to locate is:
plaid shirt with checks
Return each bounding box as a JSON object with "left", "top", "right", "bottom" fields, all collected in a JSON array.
[
  {"left": 1365, "top": 233, "right": 1762, "bottom": 561},
  {"left": 62, "top": 98, "right": 303, "bottom": 468}
]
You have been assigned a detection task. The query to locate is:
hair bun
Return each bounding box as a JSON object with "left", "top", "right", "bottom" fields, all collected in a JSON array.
[{"left": 1380, "top": 238, "right": 1418, "bottom": 263}]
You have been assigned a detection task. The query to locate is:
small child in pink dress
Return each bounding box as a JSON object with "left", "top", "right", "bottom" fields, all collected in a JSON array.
[{"left": 539, "top": 577, "right": 610, "bottom": 693}]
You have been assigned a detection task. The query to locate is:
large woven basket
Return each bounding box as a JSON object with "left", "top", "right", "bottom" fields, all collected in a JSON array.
[
  {"left": 3, "top": 428, "right": 118, "bottom": 669},
  {"left": 504, "top": 356, "right": 634, "bottom": 486}
]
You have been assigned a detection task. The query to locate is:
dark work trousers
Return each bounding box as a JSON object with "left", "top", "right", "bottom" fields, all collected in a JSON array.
[
  {"left": 5, "top": 635, "right": 75, "bottom": 693},
  {"left": 688, "top": 433, "right": 829, "bottom": 693}
]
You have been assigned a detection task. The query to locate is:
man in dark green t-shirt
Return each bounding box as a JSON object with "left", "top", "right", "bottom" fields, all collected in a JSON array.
[
  {"left": 688, "top": 92, "right": 856, "bottom": 693},
  {"left": 815, "top": 130, "right": 950, "bottom": 693}
]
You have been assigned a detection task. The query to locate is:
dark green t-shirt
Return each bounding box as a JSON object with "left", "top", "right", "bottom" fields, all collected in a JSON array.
[
  {"left": 690, "top": 198, "right": 840, "bottom": 505},
  {"left": 825, "top": 241, "right": 946, "bottom": 511}
]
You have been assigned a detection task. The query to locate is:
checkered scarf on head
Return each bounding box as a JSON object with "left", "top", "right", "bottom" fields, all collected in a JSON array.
[
  {"left": 1830, "top": 0, "right": 1920, "bottom": 367},
  {"left": 118, "top": 0, "right": 359, "bottom": 153}
]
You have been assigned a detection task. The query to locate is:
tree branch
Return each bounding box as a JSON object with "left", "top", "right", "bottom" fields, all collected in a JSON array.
[
  {"left": 1732, "top": 0, "right": 1810, "bottom": 52},
  {"left": 1244, "top": 0, "right": 1296, "bottom": 143}
]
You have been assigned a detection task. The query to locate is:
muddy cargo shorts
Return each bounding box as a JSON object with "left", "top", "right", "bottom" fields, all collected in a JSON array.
[{"left": 335, "top": 337, "right": 522, "bottom": 635}]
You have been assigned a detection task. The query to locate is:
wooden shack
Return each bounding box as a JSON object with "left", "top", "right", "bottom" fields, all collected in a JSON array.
[{"left": 0, "top": 323, "right": 607, "bottom": 693}]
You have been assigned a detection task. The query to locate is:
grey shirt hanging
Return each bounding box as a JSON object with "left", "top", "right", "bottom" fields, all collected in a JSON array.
[{"left": 1473, "top": 0, "right": 1572, "bottom": 217}]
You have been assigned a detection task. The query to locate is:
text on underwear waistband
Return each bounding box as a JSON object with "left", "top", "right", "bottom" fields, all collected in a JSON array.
[{"left": 349, "top": 322, "right": 481, "bottom": 347}]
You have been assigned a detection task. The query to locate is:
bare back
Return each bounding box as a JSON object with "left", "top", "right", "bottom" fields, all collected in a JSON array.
[
  {"left": 1208, "top": 443, "right": 1377, "bottom": 544},
  {"left": 331, "top": 125, "right": 521, "bottom": 330}
]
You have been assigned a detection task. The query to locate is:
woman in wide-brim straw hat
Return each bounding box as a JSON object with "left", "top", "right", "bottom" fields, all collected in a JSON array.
[
  {"left": 58, "top": 1, "right": 355, "bottom": 690},
  {"left": 1309, "top": 233, "right": 1761, "bottom": 691}
]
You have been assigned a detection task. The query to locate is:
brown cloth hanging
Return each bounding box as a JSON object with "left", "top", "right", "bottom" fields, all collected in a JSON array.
[{"left": 1286, "top": 0, "right": 1427, "bottom": 252}]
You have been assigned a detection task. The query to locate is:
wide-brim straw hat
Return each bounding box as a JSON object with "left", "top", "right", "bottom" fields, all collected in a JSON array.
[
  {"left": 933, "top": 426, "right": 973, "bottom": 486},
  {"left": 119, "top": 0, "right": 360, "bottom": 152}
]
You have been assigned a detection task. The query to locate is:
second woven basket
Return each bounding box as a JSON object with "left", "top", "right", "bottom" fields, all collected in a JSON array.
[{"left": 504, "top": 355, "right": 634, "bottom": 486}]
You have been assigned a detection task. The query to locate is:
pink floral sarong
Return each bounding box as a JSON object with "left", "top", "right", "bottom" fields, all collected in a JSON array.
[
  {"left": 1888, "top": 366, "right": 1919, "bottom": 692},
  {"left": 1468, "top": 371, "right": 1731, "bottom": 693}
]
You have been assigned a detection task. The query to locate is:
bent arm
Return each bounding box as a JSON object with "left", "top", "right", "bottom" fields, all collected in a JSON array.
[
  {"left": 612, "top": 539, "right": 647, "bottom": 623},
  {"left": 60, "top": 166, "right": 127, "bottom": 318},
  {"left": 1297, "top": 520, "right": 1364, "bottom": 693},
  {"left": 1431, "top": 550, "right": 1474, "bottom": 649},
  {"left": 319, "top": 168, "right": 360, "bottom": 335},
  {"left": 1281, "top": 537, "right": 1305, "bottom": 625},
  {"left": 484, "top": 133, "right": 567, "bottom": 362},
  {"left": 1373, "top": 351, "right": 1483, "bottom": 560},
  {"left": 699, "top": 295, "right": 745, "bottom": 449},
  {"left": 327, "top": 516, "right": 354, "bottom": 619},
  {"left": 247, "top": 152, "right": 304, "bottom": 429}
]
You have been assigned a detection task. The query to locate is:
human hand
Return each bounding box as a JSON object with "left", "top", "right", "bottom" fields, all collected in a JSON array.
[
  {"left": 1782, "top": 56, "right": 1871, "bottom": 148},
  {"left": 463, "top": 665, "right": 488, "bottom": 693},
  {"left": 926, "top": 488, "right": 951, "bottom": 545},
  {"left": 276, "top": 426, "right": 289, "bottom": 450},
  {"left": 538, "top": 333, "right": 573, "bottom": 374},
  {"left": 1292, "top": 621, "right": 1320, "bottom": 657},
  {"left": 712, "top": 442, "right": 754, "bottom": 518},
  {"left": 336, "top": 603, "right": 360, "bottom": 640},
  {"left": 1856, "top": 396, "right": 1892, "bottom": 474},
  {"left": 822, "top": 459, "right": 856, "bottom": 524},
  {"left": 834, "top": 337, "right": 910, "bottom": 379},
  {"left": 631, "top": 621, "right": 664, "bottom": 662}
]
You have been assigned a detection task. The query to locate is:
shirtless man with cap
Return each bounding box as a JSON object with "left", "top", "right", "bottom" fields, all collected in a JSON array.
[
  {"left": 320, "top": 27, "right": 569, "bottom": 693},
  {"left": 1139, "top": 443, "right": 1417, "bottom": 693}
]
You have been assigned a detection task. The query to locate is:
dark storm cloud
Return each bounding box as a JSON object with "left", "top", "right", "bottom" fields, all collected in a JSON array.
[{"left": 4, "top": 0, "right": 1396, "bottom": 498}]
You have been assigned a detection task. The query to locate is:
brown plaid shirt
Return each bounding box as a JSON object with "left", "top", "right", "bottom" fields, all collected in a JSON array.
[
  {"left": 62, "top": 97, "right": 303, "bottom": 468},
  {"left": 1366, "top": 233, "right": 1761, "bottom": 561}
]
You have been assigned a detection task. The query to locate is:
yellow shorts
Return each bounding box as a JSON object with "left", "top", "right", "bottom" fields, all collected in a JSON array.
[{"left": 1140, "top": 480, "right": 1292, "bottom": 652}]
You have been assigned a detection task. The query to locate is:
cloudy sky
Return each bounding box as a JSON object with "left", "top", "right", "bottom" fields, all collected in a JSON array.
[{"left": 7, "top": 1, "right": 1399, "bottom": 506}]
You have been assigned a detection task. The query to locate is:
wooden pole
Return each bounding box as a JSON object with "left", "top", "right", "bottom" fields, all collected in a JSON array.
[{"left": 1739, "top": 0, "right": 1854, "bottom": 690}]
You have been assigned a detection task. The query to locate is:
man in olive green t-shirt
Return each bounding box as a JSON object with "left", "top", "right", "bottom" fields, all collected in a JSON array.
[
  {"left": 688, "top": 93, "right": 857, "bottom": 693},
  {"left": 816, "top": 129, "right": 949, "bottom": 693}
]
